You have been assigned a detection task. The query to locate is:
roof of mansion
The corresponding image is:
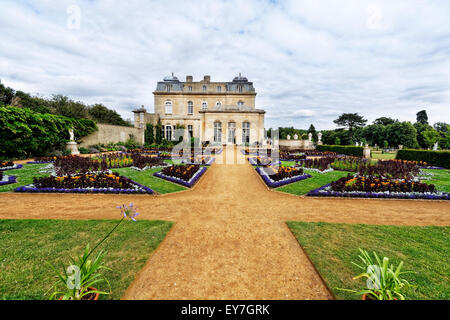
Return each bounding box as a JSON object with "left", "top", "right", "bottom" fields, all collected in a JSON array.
[{"left": 154, "top": 73, "right": 256, "bottom": 94}]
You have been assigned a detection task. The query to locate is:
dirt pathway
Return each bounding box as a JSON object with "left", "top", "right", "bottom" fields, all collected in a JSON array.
[{"left": 0, "top": 147, "right": 449, "bottom": 299}]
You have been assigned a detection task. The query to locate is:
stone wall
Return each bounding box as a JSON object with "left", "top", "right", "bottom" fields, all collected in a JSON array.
[
  {"left": 79, "top": 123, "right": 144, "bottom": 147},
  {"left": 278, "top": 139, "right": 314, "bottom": 150}
]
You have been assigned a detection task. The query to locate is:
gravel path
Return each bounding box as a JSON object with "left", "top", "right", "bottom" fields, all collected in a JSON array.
[{"left": 1, "top": 147, "right": 449, "bottom": 299}]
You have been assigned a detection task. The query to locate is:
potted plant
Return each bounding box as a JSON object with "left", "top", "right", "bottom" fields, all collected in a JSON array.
[
  {"left": 48, "top": 203, "right": 140, "bottom": 300},
  {"left": 337, "top": 248, "right": 414, "bottom": 300}
]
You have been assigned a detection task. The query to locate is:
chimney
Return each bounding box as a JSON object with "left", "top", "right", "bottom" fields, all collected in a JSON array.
[
  {"left": 204, "top": 75, "right": 211, "bottom": 83},
  {"left": 186, "top": 75, "right": 193, "bottom": 82}
]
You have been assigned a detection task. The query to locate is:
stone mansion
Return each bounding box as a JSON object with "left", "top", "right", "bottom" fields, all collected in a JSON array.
[{"left": 133, "top": 74, "right": 266, "bottom": 146}]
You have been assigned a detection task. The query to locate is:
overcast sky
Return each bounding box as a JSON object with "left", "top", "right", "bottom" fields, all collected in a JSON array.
[{"left": 1, "top": 0, "right": 449, "bottom": 130}]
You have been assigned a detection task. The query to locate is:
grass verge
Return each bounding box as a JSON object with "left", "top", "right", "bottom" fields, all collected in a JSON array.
[
  {"left": 287, "top": 221, "right": 449, "bottom": 300},
  {"left": 420, "top": 169, "right": 450, "bottom": 193},
  {"left": 0, "top": 164, "right": 50, "bottom": 192},
  {"left": 276, "top": 170, "right": 349, "bottom": 195},
  {"left": 111, "top": 167, "right": 187, "bottom": 194},
  {"left": 0, "top": 219, "right": 173, "bottom": 300}
]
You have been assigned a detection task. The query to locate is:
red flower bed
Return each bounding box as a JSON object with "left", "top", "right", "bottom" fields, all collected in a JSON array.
[
  {"left": 265, "top": 166, "right": 304, "bottom": 182},
  {"left": 0, "top": 161, "right": 14, "bottom": 168},
  {"left": 296, "top": 157, "right": 338, "bottom": 171},
  {"left": 160, "top": 164, "right": 200, "bottom": 181},
  {"left": 33, "top": 172, "right": 136, "bottom": 189},
  {"left": 330, "top": 175, "right": 436, "bottom": 193}
]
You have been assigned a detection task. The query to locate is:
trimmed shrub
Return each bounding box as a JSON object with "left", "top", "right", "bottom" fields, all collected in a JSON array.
[
  {"left": 0, "top": 106, "right": 97, "bottom": 159},
  {"left": 317, "top": 145, "right": 364, "bottom": 157},
  {"left": 396, "top": 149, "right": 450, "bottom": 169}
]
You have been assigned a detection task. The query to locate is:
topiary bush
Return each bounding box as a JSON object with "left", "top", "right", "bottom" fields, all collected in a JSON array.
[
  {"left": 0, "top": 106, "right": 97, "bottom": 159},
  {"left": 396, "top": 149, "right": 450, "bottom": 168}
]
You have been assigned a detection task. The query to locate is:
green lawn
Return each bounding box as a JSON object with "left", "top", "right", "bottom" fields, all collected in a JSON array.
[
  {"left": 0, "top": 164, "right": 50, "bottom": 192},
  {"left": 112, "top": 167, "right": 187, "bottom": 194},
  {"left": 0, "top": 219, "right": 173, "bottom": 300},
  {"left": 420, "top": 169, "right": 450, "bottom": 193},
  {"left": 371, "top": 151, "right": 396, "bottom": 160},
  {"left": 287, "top": 221, "right": 450, "bottom": 300},
  {"left": 276, "top": 170, "right": 349, "bottom": 196}
]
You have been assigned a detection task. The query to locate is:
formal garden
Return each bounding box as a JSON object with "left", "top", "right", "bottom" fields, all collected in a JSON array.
[{"left": 1, "top": 96, "right": 449, "bottom": 300}]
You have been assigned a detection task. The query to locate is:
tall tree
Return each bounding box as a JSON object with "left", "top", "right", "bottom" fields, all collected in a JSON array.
[
  {"left": 373, "top": 117, "right": 396, "bottom": 126},
  {"left": 307, "top": 124, "right": 318, "bottom": 142},
  {"left": 386, "top": 122, "right": 419, "bottom": 148},
  {"left": 416, "top": 110, "right": 428, "bottom": 125},
  {"left": 333, "top": 113, "right": 367, "bottom": 142},
  {"left": 422, "top": 129, "right": 440, "bottom": 149},
  {"left": 88, "top": 104, "right": 129, "bottom": 126}
]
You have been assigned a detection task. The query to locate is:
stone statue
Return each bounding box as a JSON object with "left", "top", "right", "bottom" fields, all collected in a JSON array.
[
  {"left": 318, "top": 132, "right": 322, "bottom": 143},
  {"left": 287, "top": 135, "right": 291, "bottom": 140},
  {"left": 293, "top": 134, "right": 298, "bottom": 140},
  {"left": 308, "top": 133, "right": 312, "bottom": 142},
  {"left": 69, "top": 128, "right": 75, "bottom": 142},
  {"left": 433, "top": 142, "right": 438, "bottom": 151},
  {"left": 355, "top": 142, "right": 359, "bottom": 146}
]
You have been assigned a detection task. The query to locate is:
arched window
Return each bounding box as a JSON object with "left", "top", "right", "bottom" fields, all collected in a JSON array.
[
  {"left": 187, "top": 101, "right": 193, "bottom": 114},
  {"left": 188, "top": 86, "right": 192, "bottom": 92},
  {"left": 202, "top": 85, "right": 207, "bottom": 92},
  {"left": 165, "top": 101, "right": 172, "bottom": 114},
  {"left": 201, "top": 101, "right": 208, "bottom": 110},
  {"left": 214, "top": 121, "right": 222, "bottom": 143},
  {"left": 242, "top": 122, "right": 250, "bottom": 144},
  {"left": 165, "top": 125, "right": 172, "bottom": 141},
  {"left": 217, "top": 86, "right": 222, "bottom": 92}
]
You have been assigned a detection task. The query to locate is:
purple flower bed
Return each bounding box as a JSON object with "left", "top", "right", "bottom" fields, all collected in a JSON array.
[
  {"left": 420, "top": 166, "right": 446, "bottom": 170},
  {"left": 27, "top": 161, "right": 53, "bottom": 164},
  {"left": 0, "top": 175, "right": 17, "bottom": 186},
  {"left": 14, "top": 179, "right": 154, "bottom": 194},
  {"left": 256, "top": 167, "right": 312, "bottom": 188},
  {"left": 153, "top": 166, "right": 208, "bottom": 188},
  {"left": 0, "top": 164, "right": 23, "bottom": 171},
  {"left": 249, "top": 157, "right": 281, "bottom": 166},
  {"left": 182, "top": 157, "right": 215, "bottom": 166},
  {"left": 307, "top": 183, "right": 450, "bottom": 200}
]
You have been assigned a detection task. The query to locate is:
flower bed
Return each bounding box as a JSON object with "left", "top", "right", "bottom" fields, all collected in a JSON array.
[
  {"left": 256, "top": 166, "right": 311, "bottom": 188},
  {"left": 15, "top": 172, "right": 153, "bottom": 194},
  {"left": 307, "top": 176, "right": 449, "bottom": 200},
  {"left": 296, "top": 157, "right": 338, "bottom": 171},
  {"left": 0, "top": 161, "right": 23, "bottom": 171},
  {"left": 249, "top": 157, "right": 280, "bottom": 166},
  {"left": 182, "top": 156, "right": 215, "bottom": 166},
  {"left": 0, "top": 173, "right": 17, "bottom": 186},
  {"left": 153, "top": 164, "right": 207, "bottom": 188}
]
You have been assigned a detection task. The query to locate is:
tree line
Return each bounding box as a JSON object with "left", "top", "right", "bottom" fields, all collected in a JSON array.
[
  {"left": 273, "top": 110, "right": 450, "bottom": 150},
  {"left": 0, "top": 81, "right": 132, "bottom": 127}
]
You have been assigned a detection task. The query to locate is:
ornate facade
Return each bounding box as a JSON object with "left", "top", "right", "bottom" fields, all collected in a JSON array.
[{"left": 133, "top": 74, "right": 265, "bottom": 145}]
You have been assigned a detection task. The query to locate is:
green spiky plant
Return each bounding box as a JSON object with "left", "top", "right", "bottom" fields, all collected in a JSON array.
[{"left": 337, "top": 248, "right": 414, "bottom": 300}]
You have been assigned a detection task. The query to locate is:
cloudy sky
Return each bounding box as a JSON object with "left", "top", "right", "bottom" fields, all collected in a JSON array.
[{"left": 1, "top": 0, "right": 449, "bottom": 130}]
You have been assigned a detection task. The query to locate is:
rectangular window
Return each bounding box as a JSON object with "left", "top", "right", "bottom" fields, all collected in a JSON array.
[{"left": 188, "top": 125, "right": 193, "bottom": 138}]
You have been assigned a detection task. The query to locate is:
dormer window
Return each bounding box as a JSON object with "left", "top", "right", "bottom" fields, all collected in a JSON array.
[
  {"left": 166, "top": 85, "right": 171, "bottom": 92},
  {"left": 202, "top": 85, "right": 207, "bottom": 92},
  {"left": 238, "top": 85, "right": 243, "bottom": 93},
  {"left": 165, "top": 101, "right": 173, "bottom": 114},
  {"left": 217, "top": 86, "right": 221, "bottom": 92},
  {"left": 188, "top": 86, "right": 192, "bottom": 92}
]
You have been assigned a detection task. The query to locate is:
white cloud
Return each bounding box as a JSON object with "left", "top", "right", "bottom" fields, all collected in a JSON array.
[{"left": 0, "top": 0, "right": 449, "bottom": 129}]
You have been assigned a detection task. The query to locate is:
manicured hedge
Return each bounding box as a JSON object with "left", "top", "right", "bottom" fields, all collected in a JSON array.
[
  {"left": 396, "top": 149, "right": 450, "bottom": 169},
  {"left": 316, "top": 145, "right": 364, "bottom": 157},
  {"left": 0, "top": 106, "right": 97, "bottom": 159}
]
